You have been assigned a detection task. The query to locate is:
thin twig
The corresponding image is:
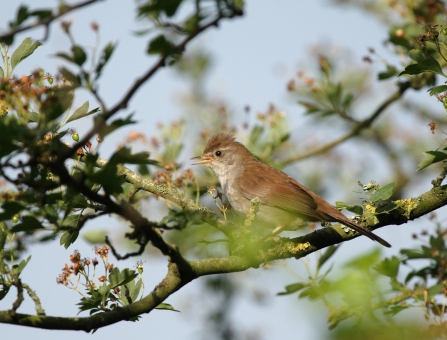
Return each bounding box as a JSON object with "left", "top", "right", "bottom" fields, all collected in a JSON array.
[
  {"left": 61, "top": 7, "right": 243, "bottom": 162},
  {"left": 22, "top": 283, "right": 46, "bottom": 316},
  {"left": 280, "top": 81, "right": 411, "bottom": 166},
  {"left": 10, "top": 278, "right": 24, "bottom": 315},
  {"left": 432, "top": 162, "right": 447, "bottom": 187},
  {"left": 125, "top": 186, "right": 139, "bottom": 202},
  {"left": 0, "top": 0, "right": 101, "bottom": 42},
  {"left": 105, "top": 235, "right": 148, "bottom": 260}
]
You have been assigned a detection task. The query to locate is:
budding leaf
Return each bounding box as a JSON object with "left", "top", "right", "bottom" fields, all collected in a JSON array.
[
  {"left": 370, "top": 182, "right": 394, "bottom": 203},
  {"left": 155, "top": 303, "right": 180, "bottom": 312},
  {"left": 399, "top": 56, "right": 446, "bottom": 77},
  {"left": 428, "top": 85, "right": 447, "bottom": 96},
  {"left": 66, "top": 101, "right": 100, "bottom": 124},
  {"left": 10, "top": 216, "right": 44, "bottom": 232},
  {"left": 11, "top": 37, "right": 42, "bottom": 72},
  {"left": 417, "top": 151, "right": 447, "bottom": 171},
  {"left": 277, "top": 282, "right": 306, "bottom": 295}
]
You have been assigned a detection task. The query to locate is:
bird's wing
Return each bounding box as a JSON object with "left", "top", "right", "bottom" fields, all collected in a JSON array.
[{"left": 238, "top": 164, "right": 321, "bottom": 220}]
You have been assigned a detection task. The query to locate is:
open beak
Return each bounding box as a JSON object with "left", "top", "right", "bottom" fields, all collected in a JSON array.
[{"left": 190, "top": 155, "right": 212, "bottom": 165}]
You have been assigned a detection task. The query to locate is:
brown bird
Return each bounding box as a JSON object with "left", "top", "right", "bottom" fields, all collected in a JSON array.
[{"left": 192, "top": 133, "right": 391, "bottom": 248}]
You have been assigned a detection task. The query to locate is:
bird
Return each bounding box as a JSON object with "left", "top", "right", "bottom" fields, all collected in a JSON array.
[{"left": 192, "top": 133, "right": 391, "bottom": 248}]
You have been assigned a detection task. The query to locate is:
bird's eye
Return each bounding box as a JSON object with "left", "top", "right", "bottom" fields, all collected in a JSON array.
[{"left": 215, "top": 150, "right": 222, "bottom": 157}]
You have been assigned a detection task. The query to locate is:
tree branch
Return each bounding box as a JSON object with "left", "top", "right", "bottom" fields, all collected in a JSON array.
[
  {"left": 279, "top": 81, "right": 411, "bottom": 166},
  {"left": 2, "top": 178, "right": 446, "bottom": 330},
  {"left": 62, "top": 7, "right": 243, "bottom": 162},
  {"left": 0, "top": 262, "right": 188, "bottom": 331},
  {"left": 0, "top": 0, "right": 101, "bottom": 42}
]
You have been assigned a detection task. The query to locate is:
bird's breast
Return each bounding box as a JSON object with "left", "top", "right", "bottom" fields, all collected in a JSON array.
[{"left": 216, "top": 172, "right": 250, "bottom": 215}]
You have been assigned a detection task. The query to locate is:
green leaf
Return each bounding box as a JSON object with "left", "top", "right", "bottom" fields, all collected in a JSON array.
[
  {"left": 184, "top": 13, "right": 203, "bottom": 32},
  {"left": 147, "top": 35, "right": 176, "bottom": 55},
  {"left": 138, "top": 0, "right": 182, "bottom": 17},
  {"left": 0, "top": 67, "right": 4, "bottom": 79},
  {"left": 121, "top": 278, "right": 143, "bottom": 305},
  {"left": 0, "top": 201, "right": 25, "bottom": 221},
  {"left": 16, "top": 5, "right": 30, "bottom": 26},
  {"left": 72, "top": 45, "right": 87, "bottom": 66},
  {"left": 55, "top": 52, "right": 74, "bottom": 63},
  {"left": 155, "top": 303, "right": 180, "bottom": 312},
  {"left": 10, "top": 216, "right": 44, "bottom": 232},
  {"left": 95, "top": 42, "right": 116, "bottom": 79},
  {"left": 417, "top": 151, "right": 447, "bottom": 171},
  {"left": 249, "top": 125, "right": 264, "bottom": 145},
  {"left": 60, "top": 230, "right": 79, "bottom": 249},
  {"left": 346, "top": 205, "right": 363, "bottom": 215},
  {"left": 429, "top": 234, "right": 445, "bottom": 251},
  {"left": 65, "top": 101, "right": 99, "bottom": 124},
  {"left": 408, "top": 49, "right": 425, "bottom": 62},
  {"left": 77, "top": 295, "right": 101, "bottom": 312},
  {"left": 370, "top": 182, "right": 394, "bottom": 203},
  {"left": 399, "top": 56, "right": 446, "bottom": 77},
  {"left": 0, "top": 285, "right": 10, "bottom": 300},
  {"left": 42, "top": 205, "right": 58, "bottom": 223},
  {"left": 298, "top": 100, "right": 321, "bottom": 114},
  {"left": 30, "top": 9, "right": 53, "bottom": 20},
  {"left": 108, "top": 268, "right": 138, "bottom": 289},
  {"left": 0, "top": 223, "right": 7, "bottom": 250},
  {"left": 69, "top": 194, "right": 89, "bottom": 209},
  {"left": 96, "top": 114, "right": 135, "bottom": 139},
  {"left": 40, "top": 87, "right": 74, "bottom": 124},
  {"left": 90, "top": 166, "right": 126, "bottom": 194},
  {"left": 11, "top": 37, "right": 42, "bottom": 72},
  {"left": 98, "top": 284, "right": 111, "bottom": 307},
  {"left": 277, "top": 282, "right": 306, "bottom": 295},
  {"left": 335, "top": 201, "right": 363, "bottom": 215},
  {"left": 129, "top": 279, "right": 143, "bottom": 302},
  {"left": 317, "top": 245, "right": 340, "bottom": 270},
  {"left": 400, "top": 248, "right": 426, "bottom": 260},
  {"left": 345, "top": 248, "right": 381, "bottom": 270},
  {"left": 374, "top": 256, "right": 400, "bottom": 278},
  {"left": 11, "top": 255, "right": 31, "bottom": 278},
  {"left": 59, "top": 67, "right": 80, "bottom": 87},
  {"left": 137, "top": 163, "right": 150, "bottom": 176},
  {"left": 11, "top": 255, "right": 31, "bottom": 277},
  {"left": 28, "top": 111, "right": 40, "bottom": 123},
  {"left": 109, "top": 147, "right": 157, "bottom": 165},
  {"left": 60, "top": 214, "right": 81, "bottom": 228},
  {"left": 234, "top": 0, "right": 245, "bottom": 9},
  {"left": 378, "top": 65, "right": 397, "bottom": 80},
  {"left": 66, "top": 101, "right": 88, "bottom": 123},
  {"left": 428, "top": 85, "right": 447, "bottom": 96},
  {"left": 162, "top": 143, "right": 182, "bottom": 164},
  {"left": 384, "top": 305, "right": 409, "bottom": 316},
  {"left": 375, "top": 202, "right": 400, "bottom": 214},
  {"left": 82, "top": 230, "right": 108, "bottom": 244}
]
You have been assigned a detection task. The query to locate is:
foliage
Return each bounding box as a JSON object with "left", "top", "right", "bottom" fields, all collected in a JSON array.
[
  {"left": 1, "top": 0, "right": 447, "bottom": 338},
  {"left": 279, "top": 218, "right": 447, "bottom": 338},
  {"left": 56, "top": 247, "right": 144, "bottom": 317}
]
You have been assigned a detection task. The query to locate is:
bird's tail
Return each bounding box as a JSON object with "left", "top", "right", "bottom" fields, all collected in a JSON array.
[{"left": 336, "top": 218, "right": 391, "bottom": 248}]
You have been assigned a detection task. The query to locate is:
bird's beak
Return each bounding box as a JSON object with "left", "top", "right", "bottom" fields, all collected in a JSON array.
[{"left": 190, "top": 155, "right": 212, "bottom": 165}]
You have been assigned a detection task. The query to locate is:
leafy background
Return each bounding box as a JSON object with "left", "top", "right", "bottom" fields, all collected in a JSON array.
[{"left": 1, "top": 0, "right": 440, "bottom": 339}]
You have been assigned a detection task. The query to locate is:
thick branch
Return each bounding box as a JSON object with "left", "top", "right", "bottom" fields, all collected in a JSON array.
[
  {"left": 0, "top": 262, "right": 188, "bottom": 331},
  {"left": 46, "top": 160, "right": 193, "bottom": 274},
  {"left": 2, "top": 175, "right": 446, "bottom": 330},
  {"left": 91, "top": 157, "right": 447, "bottom": 243}
]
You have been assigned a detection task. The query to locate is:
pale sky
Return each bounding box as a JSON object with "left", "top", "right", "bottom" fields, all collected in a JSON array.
[{"left": 1, "top": 1, "right": 426, "bottom": 339}]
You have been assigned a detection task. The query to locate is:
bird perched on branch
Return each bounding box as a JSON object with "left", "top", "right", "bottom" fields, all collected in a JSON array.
[{"left": 192, "top": 133, "right": 391, "bottom": 248}]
